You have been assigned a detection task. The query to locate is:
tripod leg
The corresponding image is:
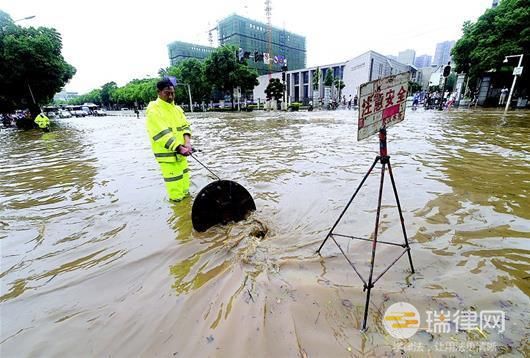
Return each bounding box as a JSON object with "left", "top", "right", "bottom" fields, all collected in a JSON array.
[
  {"left": 387, "top": 160, "right": 415, "bottom": 273},
  {"left": 317, "top": 156, "right": 380, "bottom": 254},
  {"left": 361, "top": 161, "right": 386, "bottom": 330},
  {"left": 361, "top": 285, "right": 372, "bottom": 331}
]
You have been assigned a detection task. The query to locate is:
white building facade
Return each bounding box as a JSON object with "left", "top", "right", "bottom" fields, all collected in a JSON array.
[{"left": 253, "top": 51, "right": 414, "bottom": 105}]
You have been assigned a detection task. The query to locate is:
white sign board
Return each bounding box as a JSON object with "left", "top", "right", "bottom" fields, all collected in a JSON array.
[
  {"left": 357, "top": 72, "right": 410, "bottom": 141},
  {"left": 513, "top": 66, "right": 523, "bottom": 76}
]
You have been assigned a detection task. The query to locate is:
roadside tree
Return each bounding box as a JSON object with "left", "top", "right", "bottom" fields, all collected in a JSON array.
[
  {"left": 265, "top": 78, "right": 285, "bottom": 102},
  {"left": 452, "top": 0, "right": 530, "bottom": 91},
  {"left": 0, "top": 10, "right": 76, "bottom": 115},
  {"left": 204, "top": 45, "right": 259, "bottom": 108}
]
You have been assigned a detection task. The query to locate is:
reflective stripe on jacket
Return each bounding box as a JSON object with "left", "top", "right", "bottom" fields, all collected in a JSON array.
[{"left": 146, "top": 98, "right": 191, "bottom": 163}]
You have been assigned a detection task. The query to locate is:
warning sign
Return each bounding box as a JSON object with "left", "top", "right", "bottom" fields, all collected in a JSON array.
[{"left": 357, "top": 72, "right": 410, "bottom": 141}]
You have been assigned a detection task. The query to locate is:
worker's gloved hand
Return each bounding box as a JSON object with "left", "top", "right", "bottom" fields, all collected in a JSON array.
[
  {"left": 176, "top": 145, "right": 191, "bottom": 156},
  {"left": 184, "top": 143, "right": 193, "bottom": 152}
]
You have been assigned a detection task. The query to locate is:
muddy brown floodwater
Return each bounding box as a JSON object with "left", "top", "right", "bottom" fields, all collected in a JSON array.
[{"left": 1, "top": 109, "right": 529, "bottom": 357}]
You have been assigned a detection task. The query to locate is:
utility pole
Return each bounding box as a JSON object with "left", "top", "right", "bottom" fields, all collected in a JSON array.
[
  {"left": 265, "top": 0, "right": 272, "bottom": 79},
  {"left": 504, "top": 54, "right": 524, "bottom": 114},
  {"left": 186, "top": 84, "right": 193, "bottom": 112}
]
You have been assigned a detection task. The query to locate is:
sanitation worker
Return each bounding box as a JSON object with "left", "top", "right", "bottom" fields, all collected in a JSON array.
[
  {"left": 146, "top": 78, "right": 192, "bottom": 202},
  {"left": 34, "top": 111, "right": 50, "bottom": 132}
]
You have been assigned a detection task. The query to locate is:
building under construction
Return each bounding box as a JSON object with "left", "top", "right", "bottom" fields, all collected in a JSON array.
[{"left": 167, "top": 14, "right": 306, "bottom": 75}]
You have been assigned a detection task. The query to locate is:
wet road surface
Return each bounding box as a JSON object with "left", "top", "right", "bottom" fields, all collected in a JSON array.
[{"left": 1, "top": 109, "right": 529, "bottom": 356}]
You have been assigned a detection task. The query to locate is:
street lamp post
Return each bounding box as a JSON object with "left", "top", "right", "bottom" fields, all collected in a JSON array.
[
  {"left": 503, "top": 54, "right": 524, "bottom": 113},
  {"left": 1, "top": 15, "right": 36, "bottom": 31},
  {"left": 14, "top": 15, "right": 36, "bottom": 22},
  {"left": 176, "top": 83, "right": 193, "bottom": 113}
]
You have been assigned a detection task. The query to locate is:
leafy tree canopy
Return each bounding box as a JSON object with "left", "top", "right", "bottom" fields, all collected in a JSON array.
[
  {"left": 265, "top": 78, "right": 285, "bottom": 101},
  {"left": 452, "top": 0, "right": 530, "bottom": 88},
  {"left": 166, "top": 59, "right": 211, "bottom": 104},
  {"left": 204, "top": 45, "right": 259, "bottom": 106},
  {"left": 0, "top": 10, "right": 76, "bottom": 114},
  {"left": 312, "top": 67, "right": 320, "bottom": 90}
]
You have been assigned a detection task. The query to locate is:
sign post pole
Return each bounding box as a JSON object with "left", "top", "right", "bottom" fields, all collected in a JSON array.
[{"left": 317, "top": 73, "right": 415, "bottom": 331}]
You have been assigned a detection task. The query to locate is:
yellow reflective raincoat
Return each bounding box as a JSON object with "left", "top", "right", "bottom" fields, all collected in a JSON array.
[
  {"left": 34, "top": 113, "right": 50, "bottom": 130},
  {"left": 146, "top": 98, "right": 191, "bottom": 201}
]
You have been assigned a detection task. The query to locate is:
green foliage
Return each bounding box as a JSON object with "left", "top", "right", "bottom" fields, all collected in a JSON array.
[
  {"left": 445, "top": 73, "right": 457, "bottom": 92},
  {"left": 111, "top": 78, "right": 158, "bottom": 106},
  {"left": 265, "top": 78, "right": 285, "bottom": 101},
  {"left": 0, "top": 10, "right": 76, "bottom": 114},
  {"left": 204, "top": 45, "right": 239, "bottom": 94},
  {"left": 452, "top": 0, "right": 530, "bottom": 88},
  {"left": 68, "top": 78, "right": 157, "bottom": 107},
  {"left": 429, "top": 85, "right": 440, "bottom": 93},
  {"left": 409, "top": 81, "right": 422, "bottom": 93},
  {"left": 204, "top": 45, "right": 259, "bottom": 107},
  {"left": 100, "top": 81, "right": 118, "bottom": 107},
  {"left": 333, "top": 79, "right": 345, "bottom": 91},
  {"left": 69, "top": 88, "right": 101, "bottom": 105},
  {"left": 68, "top": 44, "right": 258, "bottom": 110},
  {"left": 288, "top": 102, "right": 301, "bottom": 111},
  {"left": 166, "top": 59, "right": 211, "bottom": 104},
  {"left": 324, "top": 69, "right": 334, "bottom": 87},
  {"left": 312, "top": 67, "right": 320, "bottom": 90}
]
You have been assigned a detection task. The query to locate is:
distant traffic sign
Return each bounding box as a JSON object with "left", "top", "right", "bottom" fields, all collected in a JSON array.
[
  {"left": 357, "top": 72, "right": 410, "bottom": 141},
  {"left": 513, "top": 66, "right": 523, "bottom": 76}
]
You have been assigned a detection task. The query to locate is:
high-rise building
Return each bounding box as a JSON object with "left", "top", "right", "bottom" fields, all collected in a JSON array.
[
  {"left": 217, "top": 14, "right": 306, "bottom": 74},
  {"left": 397, "top": 49, "right": 416, "bottom": 65},
  {"left": 167, "top": 14, "right": 306, "bottom": 75},
  {"left": 414, "top": 54, "right": 432, "bottom": 68},
  {"left": 168, "top": 41, "right": 216, "bottom": 66},
  {"left": 433, "top": 40, "right": 455, "bottom": 66}
]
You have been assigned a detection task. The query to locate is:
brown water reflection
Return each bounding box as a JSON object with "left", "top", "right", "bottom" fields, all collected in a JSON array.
[{"left": 0, "top": 109, "right": 529, "bottom": 356}]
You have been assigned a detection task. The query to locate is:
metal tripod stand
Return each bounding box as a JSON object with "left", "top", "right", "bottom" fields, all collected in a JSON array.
[{"left": 317, "top": 128, "right": 415, "bottom": 331}]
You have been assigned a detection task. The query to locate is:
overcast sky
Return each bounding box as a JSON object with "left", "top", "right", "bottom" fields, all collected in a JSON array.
[{"left": 3, "top": 0, "right": 492, "bottom": 93}]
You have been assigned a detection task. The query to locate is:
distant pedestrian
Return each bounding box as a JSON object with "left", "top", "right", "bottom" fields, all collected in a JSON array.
[
  {"left": 412, "top": 93, "right": 419, "bottom": 109},
  {"left": 498, "top": 86, "right": 508, "bottom": 105}
]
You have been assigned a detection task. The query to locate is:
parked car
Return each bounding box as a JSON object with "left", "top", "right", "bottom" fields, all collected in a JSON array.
[
  {"left": 59, "top": 110, "right": 72, "bottom": 118},
  {"left": 71, "top": 110, "right": 86, "bottom": 117},
  {"left": 94, "top": 109, "right": 107, "bottom": 116}
]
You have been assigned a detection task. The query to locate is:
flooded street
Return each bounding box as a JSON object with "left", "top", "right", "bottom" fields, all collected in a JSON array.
[{"left": 1, "top": 109, "right": 529, "bottom": 356}]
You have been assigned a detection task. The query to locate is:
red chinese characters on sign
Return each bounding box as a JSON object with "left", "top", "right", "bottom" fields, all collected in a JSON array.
[
  {"left": 357, "top": 72, "right": 410, "bottom": 141},
  {"left": 385, "top": 89, "right": 395, "bottom": 107},
  {"left": 373, "top": 90, "right": 384, "bottom": 112},
  {"left": 397, "top": 86, "right": 407, "bottom": 102},
  {"left": 361, "top": 94, "right": 373, "bottom": 117}
]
